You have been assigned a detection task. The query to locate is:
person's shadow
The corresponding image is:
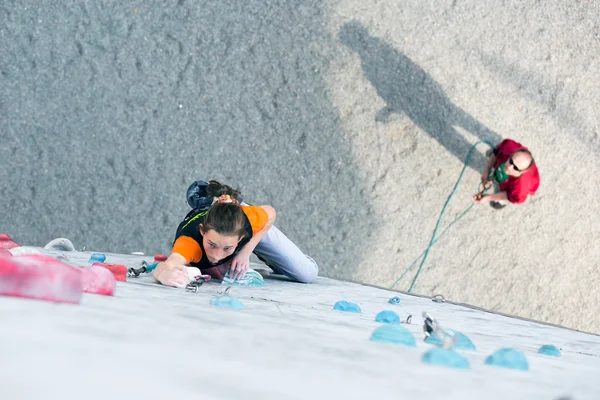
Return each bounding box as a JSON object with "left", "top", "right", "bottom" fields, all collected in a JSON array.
[{"left": 338, "top": 21, "right": 501, "bottom": 169}]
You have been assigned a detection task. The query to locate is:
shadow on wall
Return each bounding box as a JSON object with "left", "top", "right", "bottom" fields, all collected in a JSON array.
[
  {"left": 338, "top": 21, "right": 501, "bottom": 169},
  {"left": 0, "top": 1, "right": 372, "bottom": 280},
  {"left": 479, "top": 51, "right": 594, "bottom": 148}
]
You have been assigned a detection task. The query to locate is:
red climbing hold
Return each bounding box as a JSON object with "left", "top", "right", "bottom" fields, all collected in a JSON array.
[
  {"left": 0, "top": 254, "right": 83, "bottom": 304},
  {"left": 92, "top": 262, "right": 127, "bottom": 282},
  {"left": 0, "top": 234, "right": 20, "bottom": 249},
  {"left": 81, "top": 265, "right": 116, "bottom": 296},
  {"left": 154, "top": 254, "right": 168, "bottom": 262}
]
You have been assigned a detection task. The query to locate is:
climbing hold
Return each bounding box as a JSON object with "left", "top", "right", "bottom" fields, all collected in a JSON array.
[
  {"left": 222, "top": 269, "right": 265, "bottom": 287},
  {"left": 43, "top": 238, "right": 75, "bottom": 252},
  {"left": 0, "top": 234, "right": 20, "bottom": 250},
  {"left": 333, "top": 300, "right": 361, "bottom": 313},
  {"left": 81, "top": 265, "right": 116, "bottom": 296},
  {"left": 0, "top": 249, "right": 12, "bottom": 257},
  {"left": 93, "top": 263, "right": 127, "bottom": 282},
  {"left": 538, "top": 345, "right": 561, "bottom": 357},
  {"left": 370, "top": 325, "right": 416, "bottom": 347},
  {"left": 422, "top": 348, "right": 471, "bottom": 369},
  {"left": 375, "top": 310, "right": 401, "bottom": 324},
  {"left": 484, "top": 348, "right": 529, "bottom": 371},
  {"left": 154, "top": 254, "right": 168, "bottom": 262},
  {"left": 210, "top": 295, "right": 244, "bottom": 310},
  {"left": 388, "top": 296, "right": 401, "bottom": 304},
  {"left": 131, "top": 252, "right": 144, "bottom": 256},
  {"left": 0, "top": 254, "right": 83, "bottom": 304},
  {"left": 89, "top": 253, "right": 106, "bottom": 263},
  {"left": 187, "top": 267, "right": 201, "bottom": 282},
  {"left": 425, "top": 330, "right": 476, "bottom": 351}
]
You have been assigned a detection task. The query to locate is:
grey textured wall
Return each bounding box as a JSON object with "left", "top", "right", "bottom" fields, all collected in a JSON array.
[
  {"left": 3, "top": 0, "right": 600, "bottom": 332},
  {"left": 1, "top": 0, "right": 371, "bottom": 280}
]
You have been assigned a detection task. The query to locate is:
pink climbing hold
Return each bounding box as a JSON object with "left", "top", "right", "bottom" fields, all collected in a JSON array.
[
  {"left": 81, "top": 265, "right": 116, "bottom": 296},
  {"left": 93, "top": 262, "right": 127, "bottom": 282},
  {"left": 0, "top": 254, "right": 83, "bottom": 304},
  {"left": 154, "top": 254, "right": 168, "bottom": 262},
  {"left": 0, "top": 234, "right": 20, "bottom": 249},
  {"left": 0, "top": 249, "right": 12, "bottom": 257},
  {"left": 92, "top": 262, "right": 106, "bottom": 267}
]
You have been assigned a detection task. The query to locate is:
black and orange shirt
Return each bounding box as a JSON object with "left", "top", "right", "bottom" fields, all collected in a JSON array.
[{"left": 171, "top": 205, "right": 268, "bottom": 269}]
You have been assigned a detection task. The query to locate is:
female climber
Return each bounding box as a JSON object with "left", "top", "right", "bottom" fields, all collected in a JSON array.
[{"left": 152, "top": 180, "right": 319, "bottom": 287}]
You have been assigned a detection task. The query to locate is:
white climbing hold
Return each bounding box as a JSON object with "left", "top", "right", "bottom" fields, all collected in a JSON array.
[
  {"left": 187, "top": 267, "right": 201, "bottom": 281},
  {"left": 44, "top": 238, "right": 76, "bottom": 252}
]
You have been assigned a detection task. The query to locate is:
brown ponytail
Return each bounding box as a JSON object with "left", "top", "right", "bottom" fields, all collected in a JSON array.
[{"left": 206, "top": 180, "right": 243, "bottom": 202}]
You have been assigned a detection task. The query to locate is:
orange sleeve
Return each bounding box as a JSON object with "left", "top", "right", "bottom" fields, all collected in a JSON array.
[
  {"left": 171, "top": 236, "right": 203, "bottom": 264},
  {"left": 242, "top": 206, "right": 269, "bottom": 234}
]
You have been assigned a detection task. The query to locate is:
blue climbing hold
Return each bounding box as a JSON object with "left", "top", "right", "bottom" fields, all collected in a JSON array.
[
  {"left": 454, "top": 332, "right": 475, "bottom": 350},
  {"left": 375, "top": 310, "right": 400, "bottom": 324},
  {"left": 388, "top": 296, "right": 401, "bottom": 304},
  {"left": 484, "top": 348, "right": 529, "bottom": 371},
  {"left": 425, "top": 330, "right": 476, "bottom": 351},
  {"left": 89, "top": 253, "right": 106, "bottom": 263},
  {"left": 222, "top": 269, "right": 265, "bottom": 287},
  {"left": 370, "top": 325, "right": 416, "bottom": 347},
  {"left": 333, "top": 300, "right": 361, "bottom": 313},
  {"left": 538, "top": 345, "right": 561, "bottom": 357},
  {"left": 422, "top": 348, "right": 471, "bottom": 369},
  {"left": 210, "top": 295, "right": 244, "bottom": 310}
]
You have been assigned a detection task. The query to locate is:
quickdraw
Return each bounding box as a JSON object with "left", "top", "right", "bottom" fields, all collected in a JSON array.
[
  {"left": 127, "top": 260, "right": 154, "bottom": 277},
  {"left": 422, "top": 311, "right": 456, "bottom": 349},
  {"left": 185, "top": 274, "right": 212, "bottom": 292}
]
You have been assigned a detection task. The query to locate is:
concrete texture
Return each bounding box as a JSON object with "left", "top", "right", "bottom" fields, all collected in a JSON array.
[
  {"left": 2, "top": 246, "right": 600, "bottom": 399},
  {"left": 2, "top": 1, "right": 600, "bottom": 333}
]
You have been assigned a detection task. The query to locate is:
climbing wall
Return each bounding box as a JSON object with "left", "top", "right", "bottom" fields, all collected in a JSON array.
[{"left": 0, "top": 237, "right": 598, "bottom": 399}]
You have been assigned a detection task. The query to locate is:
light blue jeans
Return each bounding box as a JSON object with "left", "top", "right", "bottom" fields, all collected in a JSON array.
[
  {"left": 241, "top": 202, "right": 318, "bottom": 283},
  {"left": 252, "top": 222, "right": 319, "bottom": 284}
]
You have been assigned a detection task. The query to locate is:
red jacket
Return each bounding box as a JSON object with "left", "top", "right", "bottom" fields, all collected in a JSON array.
[{"left": 494, "top": 139, "right": 540, "bottom": 204}]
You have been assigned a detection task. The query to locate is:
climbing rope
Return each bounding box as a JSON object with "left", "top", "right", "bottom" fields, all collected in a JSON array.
[{"left": 390, "top": 140, "right": 496, "bottom": 293}]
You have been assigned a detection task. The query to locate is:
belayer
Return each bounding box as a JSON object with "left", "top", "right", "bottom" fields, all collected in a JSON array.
[{"left": 474, "top": 138, "right": 540, "bottom": 209}]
